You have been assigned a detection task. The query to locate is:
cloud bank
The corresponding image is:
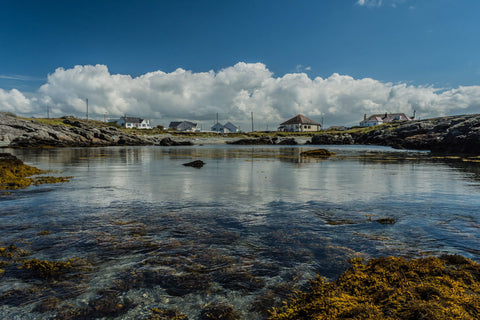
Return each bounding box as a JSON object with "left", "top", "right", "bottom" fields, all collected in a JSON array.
[{"left": 1, "top": 62, "right": 480, "bottom": 129}]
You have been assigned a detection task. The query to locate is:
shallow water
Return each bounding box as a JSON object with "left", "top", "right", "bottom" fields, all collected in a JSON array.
[{"left": 1, "top": 145, "right": 480, "bottom": 319}]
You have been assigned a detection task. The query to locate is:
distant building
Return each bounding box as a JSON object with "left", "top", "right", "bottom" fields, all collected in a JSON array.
[
  {"left": 211, "top": 123, "right": 225, "bottom": 133},
  {"left": 169, "top": 121, "right": 199, "bottom": 132},
  {"left": 224, "top": 122, "right": 240, "bottom": 133},
  {"left": 117, "top": 116, "right": 151, "bottom": 129},
  {"left": 211, "top": 122, "right": 240, "bottom": 133},
  {"left": 278, "top": 114, "right": 322, "bottom": 132},
  {"left": 360, "top": 113, "right": 414, "bottom": 127}
]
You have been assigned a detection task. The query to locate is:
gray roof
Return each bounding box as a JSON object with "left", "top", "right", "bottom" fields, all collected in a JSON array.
[
  {"left": 122, "top": 116, "right": 144, "bottom": 123},
  {"left": 280, "top": 114, "right": 321, "bottom": 126},
  {"left": 169, "top": 121, "right": 198, "bottom": 130}
]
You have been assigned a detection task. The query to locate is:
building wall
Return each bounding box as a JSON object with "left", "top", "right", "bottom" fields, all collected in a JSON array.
[{"left": 282, "top": 123, "right": 321, "bottom": 132}]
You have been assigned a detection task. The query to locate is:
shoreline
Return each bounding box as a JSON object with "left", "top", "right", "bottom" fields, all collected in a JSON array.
[{"left": 2, "top": 112, "right": 480, "bottom": 155}]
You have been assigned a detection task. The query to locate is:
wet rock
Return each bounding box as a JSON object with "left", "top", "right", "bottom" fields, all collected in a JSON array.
[
  {"left": 277, "top": 138, "right": 298, "bottom": 145},
  {"left": 300, "top": 149, "right": 336, "bottom": 158},
  {"left": 183, "top": 160, "right": 205, "bottom": 168},
  {"left": 0, "top": 111, "right": 154, "bottom": 147},
  {"left": 227, "top": 137, "right": 276, "bottom": 145},
  {"left": 158, "top": 137, "right": 194, "bottom": 146},
  {"left": 56, "top": 291, "right": 135, "bottom": 319},
  {"left": 308, "top": 134, "right": 354, "bottom": 145}
]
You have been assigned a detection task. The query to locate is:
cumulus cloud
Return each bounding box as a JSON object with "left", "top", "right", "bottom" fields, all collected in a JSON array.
[
  {"left": 1, "top": 62, "right": 480, "bottom": 129},
  {"left": 0, "top": 88, "right": 34, "bottom": 113}
]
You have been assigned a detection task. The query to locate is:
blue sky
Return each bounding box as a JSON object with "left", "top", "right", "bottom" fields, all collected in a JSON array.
[{"left": 1, "top": 0, "right": 480, "bottom": 128}]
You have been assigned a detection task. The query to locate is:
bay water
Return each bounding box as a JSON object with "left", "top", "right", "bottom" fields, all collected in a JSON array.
[{"left": 1, "top": 145, "right": 480, "bottom": 319}]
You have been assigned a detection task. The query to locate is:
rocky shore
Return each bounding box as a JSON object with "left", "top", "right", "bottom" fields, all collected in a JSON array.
[
  {"left": 2, "top": 111, "right": 480, "bottom": 154},
  {"left": 309, "top": 114, "right": 480, "bottom": 154}
]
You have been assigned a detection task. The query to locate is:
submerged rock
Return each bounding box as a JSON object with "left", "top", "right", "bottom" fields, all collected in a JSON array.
[
  {"left": 300, "top": 149, "right": 336, "bottom": 158},
  {"left": 182, "top": 160, "right": 205, "bottom": 168},
  {"left": 199, "top": 302, "right": 241, "bottom": 320}
]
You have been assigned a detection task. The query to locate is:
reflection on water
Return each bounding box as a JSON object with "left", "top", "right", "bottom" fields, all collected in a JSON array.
[{"left": 1, "top": 145, "right": 480, "bottom": 319}]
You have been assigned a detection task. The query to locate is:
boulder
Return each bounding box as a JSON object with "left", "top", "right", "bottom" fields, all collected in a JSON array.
[{"left": 182, "top": 160, "right": 205, "bottom": 168}]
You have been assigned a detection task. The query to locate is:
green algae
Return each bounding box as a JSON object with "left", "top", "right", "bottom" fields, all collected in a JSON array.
[{"left": 269, "top": 255, "right": 480, "bottom": 320}]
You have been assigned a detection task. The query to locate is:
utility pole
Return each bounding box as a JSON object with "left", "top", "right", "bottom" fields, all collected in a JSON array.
[
  {"left": 86, "top": 98, "right": 89, "bottom": 121},
  {"left": 251, "top": 112, "right": 254, "bottom": 132}
]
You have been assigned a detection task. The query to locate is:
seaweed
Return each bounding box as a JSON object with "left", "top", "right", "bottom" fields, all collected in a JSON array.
[
  {"left": 300, "top": 149, "right": 336, "bottom": 158},
  {"left": 269, "top": 255, "right": 480, "bottom": 320},
  {"left": 0, "top": 153, "right": 71, "bottom": 191},
  {"left": 199, "top": 302, "right": 241, "bottom": 320},
  {"left": 147, "top": 308, "right": 189, "bottom": 320}
]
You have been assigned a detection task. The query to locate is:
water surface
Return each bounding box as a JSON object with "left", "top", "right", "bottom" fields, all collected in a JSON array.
[{"left": 1, "top": 145, "right": 479, "bottom": 319}]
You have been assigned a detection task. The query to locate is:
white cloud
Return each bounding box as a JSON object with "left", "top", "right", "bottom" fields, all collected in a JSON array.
[
  {"left": 356, "top": 0, "right": 407, "bottom": 8},
  {"left": 0, "top": 88, "right": 34, "bottom": 113},
  {"left": 2, "top": 62, "right": 480, "bottom": 128}
]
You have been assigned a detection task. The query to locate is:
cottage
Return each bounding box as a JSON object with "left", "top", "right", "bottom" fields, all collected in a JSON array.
[
  {"left": 211, "top": 122, "right": 240, "bottom": 133},
  {"left": 169, "top": 121, "right": 199, "bottom": 132},
  {"left": 278, "top": 114, "right": 322, "bottom": 132},
  {"left": 211, "top": 123, "right": 225, "bottom": 133},
  {"left": 360, "top": 113, "right": 413, "bottom": 127},
  {"left": 224, "top": 122, "right": 240, "bottom": 133},
  {"left": 116, "top": 116, "right": 151, "bottom": 129}
]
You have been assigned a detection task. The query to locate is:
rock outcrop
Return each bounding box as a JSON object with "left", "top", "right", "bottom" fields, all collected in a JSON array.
[
  {"left": 0, "top": 112, "right": 190, "bottom": 148},
  {"left": 309, "top": 114, "right": 480, "bottom": 154}
]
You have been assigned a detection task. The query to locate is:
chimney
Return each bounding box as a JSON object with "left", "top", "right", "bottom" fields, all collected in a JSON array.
[{"left": 364, "top": 114, "right": 367, "bottom": 121}]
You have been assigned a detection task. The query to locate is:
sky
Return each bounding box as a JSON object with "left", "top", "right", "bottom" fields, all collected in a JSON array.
[{"left": 1, "top": 0, "right": 480, "bottom": 129}]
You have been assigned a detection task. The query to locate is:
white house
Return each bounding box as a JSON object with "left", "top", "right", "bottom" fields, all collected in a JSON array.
[
  {"left": 278, "top": 114, "right": 322, "bottom": 132},
  {"left": 211, "top": 122, "right": 240, "bottom": 133},
  {"left": 224, "top": 122, "right": 240, "bottom": 133},
  {"left": 211, "top": 123, "right": 225, "bottom": 133},
  {"left": 117, "top": 116, "right": 151, "bottom": 129},
  {"left": 360, "top": 113, "right": 413, "bottom": 127},
  {"left": 169, "top": 121, "right": 199, "bottom": 132}
]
